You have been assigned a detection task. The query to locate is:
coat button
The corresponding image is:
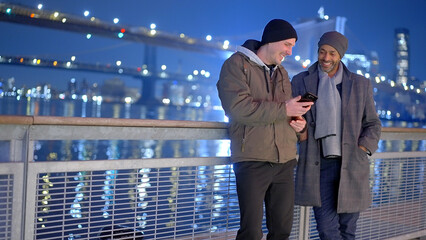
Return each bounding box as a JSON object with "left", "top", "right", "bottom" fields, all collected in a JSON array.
[{"left": 315, "top": 161, "right": 319, "bottom": 165}]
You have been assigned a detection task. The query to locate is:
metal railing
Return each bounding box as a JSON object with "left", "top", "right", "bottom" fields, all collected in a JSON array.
[{"left": 0, "top": 115, "right": 425, "bottom": 240}]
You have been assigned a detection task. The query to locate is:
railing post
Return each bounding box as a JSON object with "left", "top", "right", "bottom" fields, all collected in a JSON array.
[
  {"left": 21, "top": 125, "right": 32, "bottom": 240},
  {"left": 298, "top": 206, "right": 311, "bottom": 240}
]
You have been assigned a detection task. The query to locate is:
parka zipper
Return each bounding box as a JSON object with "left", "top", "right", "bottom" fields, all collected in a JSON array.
[
  {"left": 241, "top": 126, "right": 247, "bottom": 152},
  {"left": 273, "top": 124, "right": 280, "bottom": 162},
  {"left": 263, "top": 66, "right": 270, "bottom": 93}
]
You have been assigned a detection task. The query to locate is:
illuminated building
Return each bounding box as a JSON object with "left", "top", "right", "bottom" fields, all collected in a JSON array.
[
  {"left": 342, "top": 54, "right": 371, "bottom": 75},
  {"left": 394, "top": 28, "right": 410, "bottom": 86}
]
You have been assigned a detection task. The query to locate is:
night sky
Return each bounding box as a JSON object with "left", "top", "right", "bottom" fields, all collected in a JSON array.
[{"left": 1, "top": 0, "right": 425, "bottom": 90}]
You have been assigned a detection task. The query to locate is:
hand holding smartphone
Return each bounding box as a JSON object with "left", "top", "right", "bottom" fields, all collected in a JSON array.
[{"left": 298, "top": 92, "right": 318, "bottom": 103}]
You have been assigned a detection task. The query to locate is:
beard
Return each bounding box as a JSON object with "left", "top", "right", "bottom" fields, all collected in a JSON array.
[{"left": 319, "top": 60, "right": 338, "bottom": 73}]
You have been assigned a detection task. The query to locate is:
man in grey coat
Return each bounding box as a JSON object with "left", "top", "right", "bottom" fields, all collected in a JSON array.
[{"left": 291, "top": 31, "right": 381, "bottom": 239}]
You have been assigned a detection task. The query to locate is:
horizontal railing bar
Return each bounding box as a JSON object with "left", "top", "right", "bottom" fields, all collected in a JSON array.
[
  {"left": 0, "top": 162, "right": 24, "bottom": 173},
  {"left": 0, "top": 124, "right": 28, "bottom": 140},
  {"left": 28, "top": 158, "right": 231, "bottom": 173},
  {"left": 36, "top": 214, "right": 150, "bottom": 226},
  {"left": 34, "top": 182, "right": 236, "bottom": 195},
  {"left": 34, "top": 171, "right": 233, "bottom": 179},
  {"left": 372, "top": 151, "right": 426, "bottom": 158},
  {"left": 33, "top": 197, "right": 240, "bottom": 211},
  {"left": 29, "top": 125, "right": 228, "bottom": 140},
  {"left": 32, "top": 195, "right": 240, "bottom": 210},
  {"left": 385, "top": 230, "right": 426, "bottom": 240},
  {"left": 381, "top": 127, "right": 426, "bottom": 134},
  {"left": 80, "top": 181, "right": 235, "bottom": 189},
  {"left": 33, "top": 212, "right": 235, "bottom": 228},
  {"left": 34, "top": 184, "right": 236, "bottom": 195},
  {"left": 0, "top": 115, "right": 228, "bottom": 129}
]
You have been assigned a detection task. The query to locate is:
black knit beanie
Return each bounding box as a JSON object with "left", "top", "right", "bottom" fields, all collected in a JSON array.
[
  {"left": 261, "top": 19, "right": 298, "bottom": 45},
  {"left": 318, "top": 31, "right": 348, "bottom": 58}
]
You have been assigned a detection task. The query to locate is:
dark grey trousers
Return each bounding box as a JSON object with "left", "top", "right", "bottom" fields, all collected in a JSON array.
[
  {"left": 313, "top": 157, "right": 360, "bottom": 240},
  {"left": 233, "top": 159, "right": 296, "bottom": 240}
]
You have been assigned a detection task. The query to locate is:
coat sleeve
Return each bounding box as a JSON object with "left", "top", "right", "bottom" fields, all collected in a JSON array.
[
  {"left": 216, "top": 54, "right": 288, "bottom": 126},
  {"left": 291, "top": 74, "right": 308, "bottom": 142},
  {"left": 358, "top": 79, "right": 382, "bottom": 154}
]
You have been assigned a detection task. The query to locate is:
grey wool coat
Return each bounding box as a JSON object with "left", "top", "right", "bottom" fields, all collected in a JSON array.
[{"left": 291, "top": 62, "right": 382, "bottom": 213}]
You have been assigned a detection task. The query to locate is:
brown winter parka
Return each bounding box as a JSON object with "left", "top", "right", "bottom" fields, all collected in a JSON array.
[{"left": 216, "top": 40, "right": 298, "bottom": 164}]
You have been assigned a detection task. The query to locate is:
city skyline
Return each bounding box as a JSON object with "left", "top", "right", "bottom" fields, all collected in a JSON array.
[{"left": 1, "top": 0, "right": 425, "bottom": 91}]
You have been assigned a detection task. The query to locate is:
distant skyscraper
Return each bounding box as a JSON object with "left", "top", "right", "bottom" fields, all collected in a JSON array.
[
  {"left": 394, "top": 28, "right": 410, "bottom": 85},
  {"left": 68, "top": 78, "right": 77, "bottom": 95},
  {"left": 7, "top": 77, "right": 15, "bottom": 91}
]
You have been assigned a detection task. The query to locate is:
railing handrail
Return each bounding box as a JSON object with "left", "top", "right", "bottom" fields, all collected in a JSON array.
[
  {"left": 382, "top": 126, "right": 426, "bottom": 133},
  {"left": 1, "top": 115, "right": 425, "bottom": 133},
  {"left": 0, "top": 115, "right": 228, "bottom": 128}
]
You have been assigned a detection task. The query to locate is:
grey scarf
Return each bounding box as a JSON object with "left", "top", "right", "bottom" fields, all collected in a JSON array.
[{"left": 314, "top": 62, "right": 343, "bottom": 157}]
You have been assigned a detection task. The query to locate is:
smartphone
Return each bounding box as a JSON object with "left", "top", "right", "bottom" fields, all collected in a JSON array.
[{"left": 298, "top": 92, "right": 318, "bottom": 103}]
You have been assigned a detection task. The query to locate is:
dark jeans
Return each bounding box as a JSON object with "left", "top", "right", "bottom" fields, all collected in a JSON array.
[
  {"left": 313, "top": 157, "right": 360, "bottom": 240},
  {"left": 233, "top": 160, "right": 296, "bottom": 240}
]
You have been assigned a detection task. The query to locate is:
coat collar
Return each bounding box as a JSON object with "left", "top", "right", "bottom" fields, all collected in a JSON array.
[{"left": 340, "top": 63, "right": 354, "bottom": 121}]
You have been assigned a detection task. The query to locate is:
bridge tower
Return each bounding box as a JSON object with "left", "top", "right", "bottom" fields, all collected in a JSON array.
[{"left": 140, "top": 45, "right": 158, "bottom": 104}]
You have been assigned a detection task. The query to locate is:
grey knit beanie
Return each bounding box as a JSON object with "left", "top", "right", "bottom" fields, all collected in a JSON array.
[
  {"left": 261, "top": 19, "right": 298, "bottom": 45},
  {"left": 318, "top": 31, "right": 348, "bottom": 58}
]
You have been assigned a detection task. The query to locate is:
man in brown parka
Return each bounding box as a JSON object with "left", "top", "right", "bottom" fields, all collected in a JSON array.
[{"left": 217, "top": 19, "right": 313, "bottom": 240}]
